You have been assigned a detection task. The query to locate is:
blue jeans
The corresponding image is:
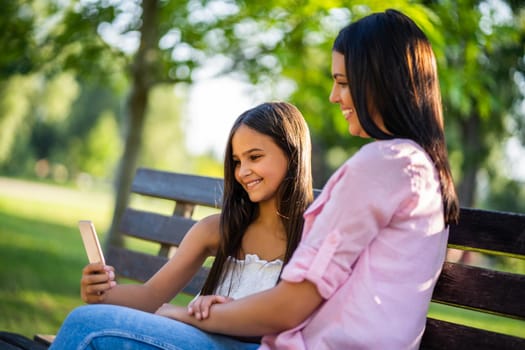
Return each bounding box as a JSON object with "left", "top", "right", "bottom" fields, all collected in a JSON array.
[{"left": 49, "top": 304, "right": 260, "bottom": 350}]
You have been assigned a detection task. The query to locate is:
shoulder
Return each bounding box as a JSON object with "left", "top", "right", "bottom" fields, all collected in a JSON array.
[
  {"left": 354, "top": 139, "right": 428, "bottom": 162},
  {"left": 187, "top": 213, "right": 221, "bottom": 252},
  {"left": 193, "top": 213, "right": 221, "bottom": 236},
  {"left": 196, "top": 213, "right": 221, "bottom": 228},
  {"left": 345, "top": 139, "right": 434, "bottom": 174},
  {"left": 328, "top": 139, "right": 438, "bottom": 199}
]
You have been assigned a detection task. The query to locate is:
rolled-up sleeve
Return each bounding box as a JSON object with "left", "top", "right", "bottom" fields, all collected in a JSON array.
[{"left": 281, "top": 142, "right": 417, "bottom": 299}]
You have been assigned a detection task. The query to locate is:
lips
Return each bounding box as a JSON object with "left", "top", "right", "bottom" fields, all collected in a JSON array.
[{"left": 245, "top": 178, "right": 262, "bottom": 190}]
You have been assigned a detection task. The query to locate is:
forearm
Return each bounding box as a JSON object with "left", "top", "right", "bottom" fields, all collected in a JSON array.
[
  {"left": 180, "top": 280, "right": 323, "bottom": 336},
  {"left": 102, "top": 284, "right": 164, "bottom": 312},
  {"left": 194, "top": 295, "right": 292, "bottom": 336}
]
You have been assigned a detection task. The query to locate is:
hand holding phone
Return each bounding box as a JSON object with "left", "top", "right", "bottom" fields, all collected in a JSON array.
[{"left": 78, "top": 220, "right": 106, "bottom": 265}]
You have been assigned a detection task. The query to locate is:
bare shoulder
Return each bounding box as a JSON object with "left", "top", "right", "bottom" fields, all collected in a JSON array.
[
  {"left": 197, "top": 213, "right": 221, "bottom": 227},
  {"left": 188, "top": 213, "right": 221, "bottom": 252}
]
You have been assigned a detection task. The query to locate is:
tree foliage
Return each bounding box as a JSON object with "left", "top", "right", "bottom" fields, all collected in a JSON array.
[
  {"left": 428, "top": 0, "right": 525, "bottom": 207},
  {"left": 1, "top": 0, "right": 524, "bottom": 246}
]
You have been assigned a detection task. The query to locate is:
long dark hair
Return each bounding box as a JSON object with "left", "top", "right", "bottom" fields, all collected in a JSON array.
[
  {"left": 201, "top": 102, "right": 313, "bottom": 295},
  {"left": 332, "top": 9, "right": 459, "bottom": 225}
]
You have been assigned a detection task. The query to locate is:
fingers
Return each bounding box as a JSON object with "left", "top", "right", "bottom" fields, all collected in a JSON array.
[
  {"left": 188, "top": 295, "right": 231, "bottom": 320},
  {"left": 82, "top": 262, "right": 103, "bottom": 274},
  {"left": 80, "top": 263, "right": 117, "bottom": 303}
]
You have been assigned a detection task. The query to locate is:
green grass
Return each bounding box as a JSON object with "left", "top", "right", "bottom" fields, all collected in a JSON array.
[
  {"left": 0, "top": 178, "right": 114, "bottom": 338},
  {"left": 428, "top": 303, "right": 525, "bottom": 338},
  {"left": 0, "top": 177, "right": 207, "bottom": 339},
  {"left": 0, "top": 177, "right": 523, "bottom": 340}
]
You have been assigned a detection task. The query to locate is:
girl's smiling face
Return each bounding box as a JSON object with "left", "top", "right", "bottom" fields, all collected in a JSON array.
[{"left": 231, "top": 124, "right": 288, "bottom": 205}]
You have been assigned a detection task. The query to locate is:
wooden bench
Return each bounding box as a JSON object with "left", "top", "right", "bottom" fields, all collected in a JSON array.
[
  {"left": 37, "top": 167, "right": 525, "bottom": 348},
  {"left": 421, "top": 208, "right": 525, "bottom": 349}
]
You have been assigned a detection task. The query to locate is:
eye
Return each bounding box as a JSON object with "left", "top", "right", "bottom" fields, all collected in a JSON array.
[
  {"left": 250, "top": 154, "right": 262, "bottom": 161},
  {"left": 232, "top": 159, "right": 240, "bottom": 167}
]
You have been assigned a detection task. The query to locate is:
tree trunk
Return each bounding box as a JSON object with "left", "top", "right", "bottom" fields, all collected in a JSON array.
[
  {"left": 448, "top": 111, "right": 485, "bottom": 264},
  {"left": 457, "top": 112, "right": 483, "bottom": 208},
  {"left": 105, "top": 0, "right": 159, "bottom": 249}
]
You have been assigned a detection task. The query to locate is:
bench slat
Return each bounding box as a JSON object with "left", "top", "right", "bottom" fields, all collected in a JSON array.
[
  {"left": 431, "top": 262, "right": 525, "bottom": 319},
  {"left": 420, "top": 318, "right": 525, "bottom": 350},
  {"left": 132, "top": 167, "right": 322, "bottom": 205},
  {"left": 107, "top": 247, "right": 209, "bottom": 295},
  {"left": 448, "top": 208, "right": 525, "bottom": 257},
  {"left": 132, "top": 168, "right": 224, "bottom": 208},
  {"left": 120, "top": 208, "right": 197, "bottom": 246}
]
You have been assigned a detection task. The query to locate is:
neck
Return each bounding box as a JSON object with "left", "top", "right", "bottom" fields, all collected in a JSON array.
[{"left": 256, "top": 199, "right": 286, "bottom": 235}]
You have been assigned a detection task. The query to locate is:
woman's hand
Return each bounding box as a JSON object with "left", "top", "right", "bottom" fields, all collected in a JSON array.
[
  {"left": 188, "top": 295, "right": 234, "bottom": 320},
  {"left": 80, "top": 263, "right": 117, "bottom": 303}
]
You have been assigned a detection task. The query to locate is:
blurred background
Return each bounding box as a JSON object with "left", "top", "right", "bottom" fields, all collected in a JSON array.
[{"left": 1, "top": 0, "right": 524, "bottom": 340}]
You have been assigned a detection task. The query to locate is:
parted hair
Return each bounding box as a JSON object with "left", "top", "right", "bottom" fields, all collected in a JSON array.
[
  {"left": 201, "top": 102, "right": 313, "bottom": 295},
  {"left": 333, "top": 9, "right": 459, "bottom": 225}
]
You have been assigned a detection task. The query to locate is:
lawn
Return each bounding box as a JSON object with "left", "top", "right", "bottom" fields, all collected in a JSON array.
[
  {"left": 0, "top": 176, "right": 523, "bottom": 340},
  {"left": 0, "top": 177, "right": 114, "bottom": 338}
]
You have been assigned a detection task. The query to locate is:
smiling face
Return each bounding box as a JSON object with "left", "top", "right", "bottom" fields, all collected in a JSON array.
[
  {"left": 231, "top": 124, "right": 289, "bottom": 205},
  {"left": 329, "top": 51, "right": 388, "bottom": 139},
  {"left": 329, "top": 51, "right": 369, "bottom": 138}
]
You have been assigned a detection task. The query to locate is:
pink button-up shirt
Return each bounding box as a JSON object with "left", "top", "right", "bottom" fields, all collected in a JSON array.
[{"left": 260, "top": 139, "right": 448, "bottom": 350}]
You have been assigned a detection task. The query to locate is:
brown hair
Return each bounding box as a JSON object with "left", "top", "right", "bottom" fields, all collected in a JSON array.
[
  {"left": 201, "top": 102, "right": 313, "bottom": 295},
  {"left": 333, "top": 9, "right": 459, "bottom": 224}
]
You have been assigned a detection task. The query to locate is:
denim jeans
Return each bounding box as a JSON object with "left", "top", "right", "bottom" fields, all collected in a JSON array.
[{"left": 49, "top": 304, "right": 260, "bottom": 350}]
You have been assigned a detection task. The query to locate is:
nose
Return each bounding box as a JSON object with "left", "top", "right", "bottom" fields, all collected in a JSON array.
[
  {"left": 329, "top": 83, "right": 339, "bottom": 104},
  {"left": 238, "top": 162, "right": 252, "bottom": 177}
]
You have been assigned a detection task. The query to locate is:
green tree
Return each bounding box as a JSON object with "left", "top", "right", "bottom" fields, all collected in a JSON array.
[
  {"left": 15, "top": 0, "right": 523, "bottom": 248},
  {"left": 140, "top": 85, "right": 190, "bottom": 172},
  {"left": 0, "top": 72, "right": 83, "bottom": 176},
  {"left": 0, "top": 0, "right": 36, "bottom": 77},
  {"left": 429, "top": 0, "right": 525, "bottom": 207},
  {"left": 0, "top": 1, "right": 126, "bottom": 180},
  {"left": 61, "top": 80, "right": 123, "bottom": 178},
  {"left": 232, "top": 0, "right": 525, "bottom": 208},
  {"left": 208, "top": 1, "right": 441, "bottom": 185}
]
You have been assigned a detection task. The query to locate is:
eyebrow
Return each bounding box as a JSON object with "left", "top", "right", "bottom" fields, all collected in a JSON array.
[
  {"left": 332, "top": 73, "right": 347, "bottom": 79},
  {"left": 232, "top": 148, "right": 264, "bottom": 158}
]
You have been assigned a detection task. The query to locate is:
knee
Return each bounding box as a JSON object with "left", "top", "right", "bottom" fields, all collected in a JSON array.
[
  {"left": 62, "top": 304, "right": 116, "bottom": 330},
  {"left": 51, "top": 305, "right": 115, "bottom": 349}
]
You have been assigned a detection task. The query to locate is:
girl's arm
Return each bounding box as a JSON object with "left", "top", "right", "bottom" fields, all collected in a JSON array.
[
  {"left": 82, "top": 214, "right": 221, "bottom": 313},
  {"left": 157, "top": 279, "right": 323, "bottom": 336}
]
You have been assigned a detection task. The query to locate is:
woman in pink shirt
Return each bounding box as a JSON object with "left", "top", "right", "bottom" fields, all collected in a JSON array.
[{"left": 158, "top": 9, "right": 460, "bottom": 349}]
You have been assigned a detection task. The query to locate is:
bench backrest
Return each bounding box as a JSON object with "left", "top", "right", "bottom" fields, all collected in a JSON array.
[
  {"left": 421, "top": 208, "right": 525, "bottom": 349},
  {"left": 107, "top": 167, "right": 525, "bottom": 349},
  {"left": 107, "top": 168, "right": 222, "bottom": 295}
]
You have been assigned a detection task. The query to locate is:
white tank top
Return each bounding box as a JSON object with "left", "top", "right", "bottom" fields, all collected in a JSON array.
[{"left": 213, "top": 254, "right": 283, "bottom": 299}]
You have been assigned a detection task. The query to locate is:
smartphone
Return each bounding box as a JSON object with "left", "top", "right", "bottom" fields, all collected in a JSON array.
[{"left": 78, "top": 220, "right": 106, "bottom": 265}]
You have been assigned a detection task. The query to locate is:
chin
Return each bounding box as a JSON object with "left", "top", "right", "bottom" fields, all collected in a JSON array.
[
  {"left": 247, "top": 194, "right": 260, "bottom": 203},
  {"left": 348, "top": 127, "right": 360, "bottom": 136},
  {"left": 348, "top": 127, "right": 368, "bottom": 138}
]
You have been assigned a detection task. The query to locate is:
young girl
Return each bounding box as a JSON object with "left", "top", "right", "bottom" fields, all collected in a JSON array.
[
  {"left": 49, "top": 101, "right": 313, "bottom": 349},
  {"left": 158, "top": 9, "right": 460, "bottom": 350}
]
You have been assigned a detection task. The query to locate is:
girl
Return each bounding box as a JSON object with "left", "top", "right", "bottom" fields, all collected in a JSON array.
[
  {"left": 50, "top": 101, "right": 313, "bottom": 349},
  {"left": 158, "top": 9, "right": 460, "bottom": 350}
]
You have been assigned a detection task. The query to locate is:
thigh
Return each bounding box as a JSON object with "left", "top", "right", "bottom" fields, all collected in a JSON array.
[{"left": 50, "top": 304, "right": 259, "bottom": 350}]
